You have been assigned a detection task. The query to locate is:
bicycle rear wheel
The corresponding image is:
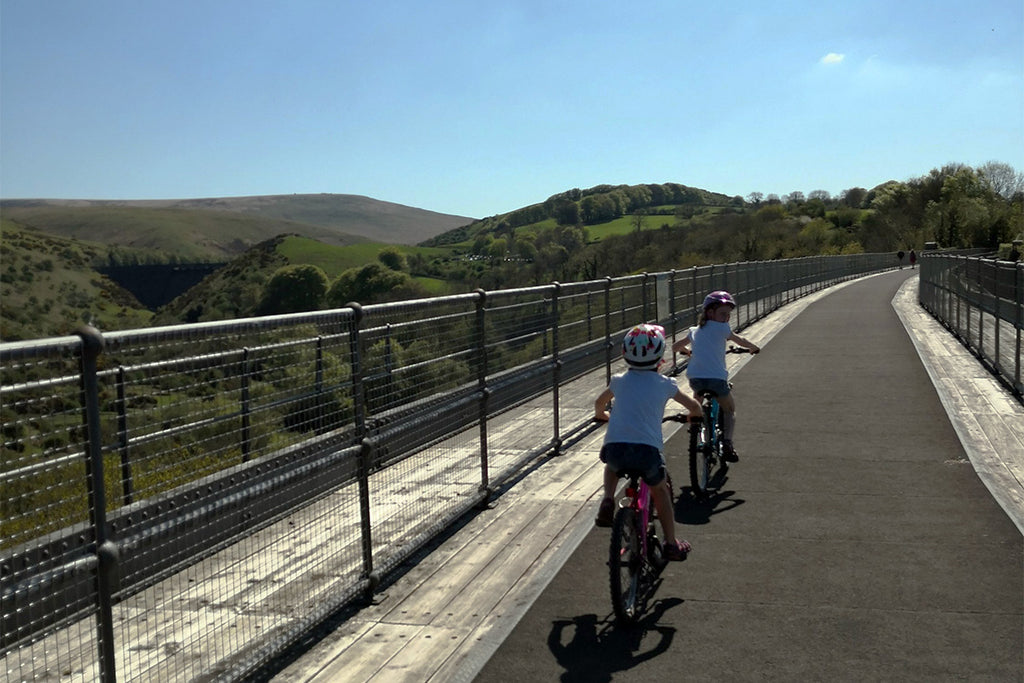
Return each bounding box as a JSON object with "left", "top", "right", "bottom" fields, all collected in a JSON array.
[{"left": 609, "top": 507, "right": 642, "bottom": 623}]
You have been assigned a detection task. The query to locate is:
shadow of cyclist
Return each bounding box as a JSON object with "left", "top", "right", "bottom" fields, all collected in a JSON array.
[
  {"left": 675, "top": 487, "right": 745, "bottom": 526},
  {"left": 546, "top": 599, "right": 683, "bottom": 682}
]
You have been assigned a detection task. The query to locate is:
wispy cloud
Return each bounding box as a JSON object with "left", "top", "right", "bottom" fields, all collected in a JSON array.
[{"left": 820, "top": 52, "right": 845, "bottom": 65}]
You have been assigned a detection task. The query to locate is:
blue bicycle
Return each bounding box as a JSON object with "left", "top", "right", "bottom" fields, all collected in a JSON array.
[{"left": 671, "top": 346, "right": 751, "bottom": 499}]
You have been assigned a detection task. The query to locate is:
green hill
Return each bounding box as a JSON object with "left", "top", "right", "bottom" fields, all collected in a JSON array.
[
  {"left": 0, "top": 220, "right": 153, "bottom": 341},
  {"left": 422, "top": 182, "right": 739, "bottom": 248},
  {"left": 150, "top": 235, "right": 453, "bottom": 326}
]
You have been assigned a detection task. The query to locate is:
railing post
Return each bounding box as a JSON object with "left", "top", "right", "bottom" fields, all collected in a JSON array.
[
  {"left": 993, "top": 261, "right": 1001, "bottom": 375},
  {"left": 75, "top": 325, "right": 118, "bottom": 683},
  {"left": 358, "top": 438, "right": 376, "bottom": 596},
  {"left": 347, "top": 303, "right": 376, "bottom": 595},
  {"left": 551, "top": 282, "right": 562, "bottom": 455},
  {"left": 668, "top": 269, "right": 677, "bottom": 346},
  {"left": 314, "top": 336, "right": 325, "bottom": 434},
  {"left": 241, "top": 347, "right": 251, "bottom": 461},
  {"left": 604, "top": 277, "right": 613, "bottom": 386},
  {"left": 347, "top": 302, "right": 367, "bottom": 436},
  {"left": 474, "top": 289, "right": 491, "bottom": 493},
  {"left": 1016, "top": 263, "right": 1022, "bottom": 395},
  {"left": 383, "top": 324, "right": 393, "bottom": 407},
  {"left": 115, "top": 366, "right": 133, "bottom": 506},
  {"left": 641, "top": 272, "right": 650, "bottom": 322}
]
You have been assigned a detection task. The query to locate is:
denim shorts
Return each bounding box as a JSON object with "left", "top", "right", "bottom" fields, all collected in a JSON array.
[
  {"left": 689, "top": 377, "right": 731, "bottom": 397},
  {"left": 599, "top": 442, "right": 666, "bottom": 486}
]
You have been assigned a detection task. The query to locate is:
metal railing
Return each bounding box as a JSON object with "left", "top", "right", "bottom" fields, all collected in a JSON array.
[
  {"left": 1, "top": 254, "right": 896, "bottom": 681},
  {"left": 918, "top": 253, "right": 1024, "bottom": 398}
]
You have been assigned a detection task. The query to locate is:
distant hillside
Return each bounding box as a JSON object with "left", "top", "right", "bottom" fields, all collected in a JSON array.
[
  {"left": 0, "top": 220, "right": 153, "bottom": 341},
  {"left": 149, "top": 235, "right": 453, "bottom": 326},
  {"left": 0, "top": 194, "right": 475, "bottom": 260},
  {"left": 421, "top": 182, "right": 738, "bottom": 247}
]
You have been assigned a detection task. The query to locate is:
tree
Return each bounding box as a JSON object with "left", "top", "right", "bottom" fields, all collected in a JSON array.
[
  {"left": 747, "top": 192, "right": 764, "bottom": 206},
  {"left": 978, "top": 161, "right": 1024, "bottom": 200},
  {"left": 326, "top": 263, "right": 411, "bottom": 306},
  {"left": 378, "top": 246, "right": 407, "bottom": 271},
  {"left": 840, "top": 187, "right": 868, "bottom": 208},
  {"left": 257, "top": 264, "right": 329, "bottom": 315},
  {"left": 552, "top": 199, "right": 580, "bottom": 226},
  {"left": 487, "top": 238, "right": 508, "bottom": 260},
  {"left": 631, "top": 209, "right": 647, "bottom": 233}
]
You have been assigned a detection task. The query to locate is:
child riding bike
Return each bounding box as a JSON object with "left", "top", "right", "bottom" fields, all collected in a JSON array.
[
  {"left": 593, "top": 323, "right": 703, "bottom": 561},
  {"left": 672, "top": 290, "right": 760, "bottom": 462}
]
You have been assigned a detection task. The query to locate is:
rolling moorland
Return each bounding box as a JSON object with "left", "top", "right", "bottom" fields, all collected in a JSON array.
[
  {"left": 0, "top": 194, "right": 472, "bottom": 340},
  {"left": 1, "top": 162, "right": 1021, "bottom": 343}
]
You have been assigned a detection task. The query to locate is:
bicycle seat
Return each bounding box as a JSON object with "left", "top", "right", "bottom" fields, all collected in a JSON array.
[{"left": 615, "top": 467, "right": 647, "bottom": 480}]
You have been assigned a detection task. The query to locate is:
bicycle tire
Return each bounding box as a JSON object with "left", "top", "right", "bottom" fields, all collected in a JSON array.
[
  {"left": 689, "top": 419, "right": 712, "bottom": 498},
  {"left": 609, "top": 507, "right": 642, "bottom": 623}
]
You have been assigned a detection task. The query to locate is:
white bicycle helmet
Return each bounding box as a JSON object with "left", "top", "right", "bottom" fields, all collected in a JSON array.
[{"left": 622, "top": 324, "right": 666, "bottom": 369}]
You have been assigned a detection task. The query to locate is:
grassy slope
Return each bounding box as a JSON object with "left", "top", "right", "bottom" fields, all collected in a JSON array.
[
  {"left": 0, "top": 205, "right": 369, "bottom": 261},
  {"left": 0, "top": 220, "right": 153, "bottom": 341},
  {"left": 276, "top": 236, "right": 449, "bottom": 279},
  {"left": 1, "top": 194, "right": 475, "bottom": 260}
]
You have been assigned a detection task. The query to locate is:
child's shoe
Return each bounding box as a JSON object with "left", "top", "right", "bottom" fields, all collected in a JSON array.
[
  {"left": 664, "top": 539, "right": 692, "bottom": 561},
  {"left": 722, "top": 441, "right": 739, "bottom": 463},
  {"left": 594, "top": 497, "right": 615, "bottom": 527}
]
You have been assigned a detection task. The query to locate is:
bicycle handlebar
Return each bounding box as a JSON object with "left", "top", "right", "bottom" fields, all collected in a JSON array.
[
  {"left": 667, "top": 345, "right": 757, "bottom": 377},
  {"left": 662, "top": 412, "right": 702, "bottom": 424},
  {"left": 727, "top": 345, "right": 755, "bottom": 354}
]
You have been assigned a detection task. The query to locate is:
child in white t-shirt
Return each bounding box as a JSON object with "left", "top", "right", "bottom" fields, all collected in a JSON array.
[
  {"left": 672, "top": 291, "right": 760, "bottom": 462},
  {"left": 594, "top": 324, "right": 703, "bottom": 561}
]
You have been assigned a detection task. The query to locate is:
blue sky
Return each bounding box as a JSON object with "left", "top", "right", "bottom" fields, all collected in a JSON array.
[{"left": 2, "top": 1, "right": 1022, "bottom": 219}]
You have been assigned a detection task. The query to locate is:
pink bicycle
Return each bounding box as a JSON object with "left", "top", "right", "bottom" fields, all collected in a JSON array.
[{"left": 608, "top": 417, "right": 681, "bottom": 624}]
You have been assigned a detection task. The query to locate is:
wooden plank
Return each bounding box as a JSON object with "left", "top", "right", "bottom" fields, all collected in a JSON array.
[{"left": 311, "top": 622, "right": 427, "bottom": 683}]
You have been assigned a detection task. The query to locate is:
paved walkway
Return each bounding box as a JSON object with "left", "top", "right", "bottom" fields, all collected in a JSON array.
[{"left": 269, "top": 270, "right": 1023, "bottom": 682}]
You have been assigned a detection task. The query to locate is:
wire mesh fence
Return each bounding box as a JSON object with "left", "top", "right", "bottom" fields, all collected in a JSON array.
[
  {"left": 3, "top": 254, "right": 898, "bottom": 681},
  {"left": 919, "top": 254, "right": 1023, "bottom": 397}
]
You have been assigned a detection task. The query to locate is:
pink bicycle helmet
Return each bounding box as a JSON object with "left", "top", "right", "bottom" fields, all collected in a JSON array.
[
  {"left": 703, "top": 290, "right": 736, "bottom": 309},
  {"left": 622, "top": 324, "right": 666, "bottom": 369}
]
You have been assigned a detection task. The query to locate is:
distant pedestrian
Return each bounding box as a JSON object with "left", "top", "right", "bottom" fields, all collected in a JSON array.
[
  {"left": 897, "top": 250, "right": 905, "bottom": 269},
  {"left": 909, "top": 249, "right": 917, "bottom": 269}
]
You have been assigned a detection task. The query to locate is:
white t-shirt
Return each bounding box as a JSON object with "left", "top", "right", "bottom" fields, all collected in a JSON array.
[
  {"left": 603, "top": 369, "right": 680, "bottom": 449},
  {"left": 685, "top": 321, "right": 731, "bottom": 380}
]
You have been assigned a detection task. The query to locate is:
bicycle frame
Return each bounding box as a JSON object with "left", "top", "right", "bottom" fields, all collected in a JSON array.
[
  {"left": 620, "top": 474, "right": 653, "bottom": 557},
  {"left": 700, "top": 393, "right": 721, "bottom": 450}
]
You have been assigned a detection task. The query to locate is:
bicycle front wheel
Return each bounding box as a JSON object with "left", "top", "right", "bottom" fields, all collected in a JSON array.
[
  {"left": 689, "top": 421, "right": 712, "bottom": 498},
  {"left": 609, "top": 507, "right": 642, "bottom": 623}
]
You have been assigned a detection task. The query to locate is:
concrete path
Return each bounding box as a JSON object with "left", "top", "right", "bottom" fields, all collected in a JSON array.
[{"left": 269, "top": 270, "right": 1023, "bottom": 682}]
